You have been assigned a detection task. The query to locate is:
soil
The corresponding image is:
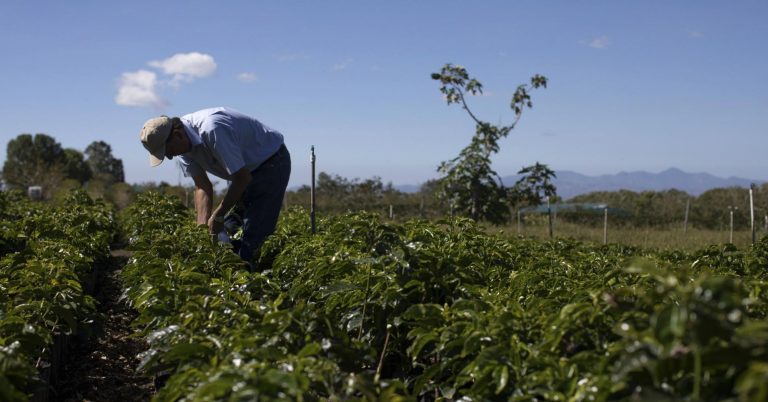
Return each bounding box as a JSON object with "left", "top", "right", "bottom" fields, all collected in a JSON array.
[{"left": 56, "top": 249, "right": 155, "bottom": 402}]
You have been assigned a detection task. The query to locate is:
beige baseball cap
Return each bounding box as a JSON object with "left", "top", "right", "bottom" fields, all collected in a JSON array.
[{"left": 139, "top": 116, "right": 173, "bottom": 166}]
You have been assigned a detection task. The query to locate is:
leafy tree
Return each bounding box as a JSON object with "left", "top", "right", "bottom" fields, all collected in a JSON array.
[
  {"left": 631, "top": 189, "right": 691, "bottom": 227},
  {"left": 431, "top": 64, "right": 547, "bottom": 224},
  {"left": 693, "top": 187, "right": 750, "bottom": 230},
  {"left": 317, "top": 172, "right": 351, "bottom": 203},
  {"left": 85, "top": 141, "right": 124, "bottom": 183},
  {"left": 62, "top": 148, "right": 92, "bottom": 184},
  {"left": 84, "top": 177, "right": 108, "bottom": 200},
  {"left": 316, "top": 172, "right": 398, "bottom": 212},
  {"left": 419, "top": 179, "right": 442, "bottom": 197},
  {"left": 513, "top": 162, "right": 557, "bottom": 207},
  {"left": 107, "top": 182, "right": 136, "bottom": 210},
  {"left": 53, "top": 178, "right": 83, "bottom": 202},
  {"left": 415, "top": 179, "right": 445, "bottom": 217},
  {"left": 1, "top": 133, "right": 66, "bottom": 190}
]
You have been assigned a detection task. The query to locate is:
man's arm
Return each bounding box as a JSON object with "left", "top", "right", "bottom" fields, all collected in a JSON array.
[
  {"left": 208, "top": 167, "right": 252, "bottom": 232},
  {"left": 192, "top": 173, "right": 214, "bottom": 225}
]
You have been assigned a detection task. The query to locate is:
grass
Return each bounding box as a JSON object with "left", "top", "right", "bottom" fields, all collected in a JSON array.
[
  {"left": 491, "top": 219, "right": 764, "bottom": 251},
  {"left": 310, "top": 208, "right": 764, "bottom": 251}
]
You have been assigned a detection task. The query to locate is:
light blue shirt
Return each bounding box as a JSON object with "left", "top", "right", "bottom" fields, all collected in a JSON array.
[{"left": 177, "top": 107, "right": 285, "bottom": 181}]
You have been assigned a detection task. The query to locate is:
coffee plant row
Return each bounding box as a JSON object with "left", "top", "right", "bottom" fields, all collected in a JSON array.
[
  {"left": 121, "top": 192, "right": 768, "bottom": 401},
  {"left": 0, "top": 190, "right": 118, "bottom": 401}
]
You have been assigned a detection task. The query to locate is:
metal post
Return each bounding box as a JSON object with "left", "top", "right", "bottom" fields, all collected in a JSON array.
[
  {"left": 603, "top": 207, "right": 608, "bottom": 245},
  {"left": 389, "top": 204, "right": 394, "bottom": 219},
  {"left": 683, "top": 198, "right": 690, "bottom": 234},
  {"left": 750, "top": 186, "right": 756, "bottom": 245},
  {"left": 729, "top": 208, "right": 734, "bottom": 244},
  {"left": 547, "top": 197, "right": 553, "bottom": 239},
  {"left": 177, "top": 160, "right": 182, "bottom": 187},
  {"left": 552, "top": 204, "right": 557, "bottom": 232},
  {"left": 310, "top": 146, "right": 316, "bottom": 235}
]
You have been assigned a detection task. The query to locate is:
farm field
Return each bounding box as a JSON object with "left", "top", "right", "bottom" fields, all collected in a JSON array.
[
  {"left": 0, "top": 0, "right": 768, "bottom": 402},
  {"left": 2, "top": 1, "right": 767, "bottom": 401},
  {"left": 0, "top": 190, "right": 120, "bottom": 400},
  {"left": 4, "top": 191, "right": 766, "bottom": 401},
  {"left": 507, "top": 220, "right": 761, "bottom": 251}
]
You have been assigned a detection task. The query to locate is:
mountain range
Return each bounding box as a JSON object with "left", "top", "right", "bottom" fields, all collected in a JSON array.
[{"left": 395, "top": 168, "right": 765, "bottom": 200}]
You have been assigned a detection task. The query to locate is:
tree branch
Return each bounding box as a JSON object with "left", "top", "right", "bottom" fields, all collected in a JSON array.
[{"left": 454, "top": 85, "right": 483, "bottom": 126}]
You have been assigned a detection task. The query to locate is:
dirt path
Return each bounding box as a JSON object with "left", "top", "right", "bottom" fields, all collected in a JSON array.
[{"left": 56, "top": 250, "right": 155, "bottom": 402}]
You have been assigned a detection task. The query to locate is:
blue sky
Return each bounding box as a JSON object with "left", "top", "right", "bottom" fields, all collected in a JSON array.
[{"left": 1, "top": 1, "right": 766, "bottom": 189}]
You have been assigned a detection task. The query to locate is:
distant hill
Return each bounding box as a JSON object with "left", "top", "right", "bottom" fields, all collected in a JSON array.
[
  {"left": 506, "top": 168, "right": 764, "bottom": 200},
  {"left": 393, "top": 168, "right": 764, "bottom": 199}
]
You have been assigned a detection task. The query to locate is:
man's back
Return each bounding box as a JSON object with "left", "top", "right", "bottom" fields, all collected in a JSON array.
[{"left": 179, "top": 107, "right": 284, "bottom": 180}]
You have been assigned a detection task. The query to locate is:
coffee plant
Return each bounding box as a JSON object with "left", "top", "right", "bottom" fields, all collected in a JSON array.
[
  {"left": 0, "top": 190, "right": 117, "bottom": 401},
  {"left": 120, "top": 192, "right": 768, "bottom": 401}
]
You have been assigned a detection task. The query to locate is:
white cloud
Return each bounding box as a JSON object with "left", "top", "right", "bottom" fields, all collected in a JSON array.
[
  {"left": 236, "top": 72, "right": 258, "bottom": 83},
  {"left": 116, "top": 51, "right": 217, "bottom": 108},
  {"left": 333, "top": 59, "right": 353, "bottom": 71},
  {"left": 589, "top": 36, "right": 610, "bottom": 49},
  {"left": 148, "top": 52, "right": 217, "bottom": 85},
  {"left": 115, "top": 70, "right": 166, "bottom": 108}
]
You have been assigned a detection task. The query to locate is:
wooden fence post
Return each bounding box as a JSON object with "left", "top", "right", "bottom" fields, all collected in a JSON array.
[{"left": 603, "top": 207, "right": 608, "bottom": 245}]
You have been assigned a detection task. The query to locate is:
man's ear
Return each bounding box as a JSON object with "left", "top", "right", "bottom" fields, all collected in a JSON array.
[{"left": 173, "top": 126, "right": 183, "bottom": 140}]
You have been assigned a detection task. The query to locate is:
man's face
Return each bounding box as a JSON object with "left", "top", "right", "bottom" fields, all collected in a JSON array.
[{"left": 164, "top": 125, "right": 190, "bottom": 160}]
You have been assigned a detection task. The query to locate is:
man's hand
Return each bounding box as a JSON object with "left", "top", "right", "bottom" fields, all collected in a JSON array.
[
  {"left": 209, "top": 167, "right": 252, "bottom": 235},
  {"left": 192, "top": 174, "right": 214, "bottom": 225},
  {"left": 208, "top": 215, "right": 225, "bottom": 235}
]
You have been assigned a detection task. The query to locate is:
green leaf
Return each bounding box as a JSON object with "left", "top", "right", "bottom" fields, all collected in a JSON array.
[
  {"left": 407, "top": 328, "right": 438, "bottom": 360},
  {"left": 493, "top": 365, "right": 509, "bottom": 394},
  {"left": 298, "top": 342, "right": 321, "bottom": 357}
]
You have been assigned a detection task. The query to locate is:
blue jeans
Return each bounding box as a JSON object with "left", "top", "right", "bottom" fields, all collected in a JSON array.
[{"left": 225, "top": 144, "right": 291, "bottom": 263}]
